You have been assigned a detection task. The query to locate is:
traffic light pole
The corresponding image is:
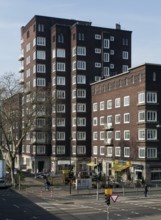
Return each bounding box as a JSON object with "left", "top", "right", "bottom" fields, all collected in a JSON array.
[{"left": 106, "top": 205, "right": 110, "bottom": 220}]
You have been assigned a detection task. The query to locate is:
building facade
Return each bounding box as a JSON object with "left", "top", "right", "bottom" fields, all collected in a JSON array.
[
  {"left": 91, "top": 63, "right": 161, "bottom": 184},
  {"left": 19, "top": 15, "right": 132, "bottom": 174}
]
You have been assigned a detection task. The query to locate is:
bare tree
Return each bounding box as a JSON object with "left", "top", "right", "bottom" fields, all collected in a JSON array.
[{"left": 0, "top": 73, "right": 52, "bottom": 186}]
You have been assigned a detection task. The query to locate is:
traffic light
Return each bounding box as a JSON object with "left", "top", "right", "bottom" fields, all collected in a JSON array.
[{"left": 105, "top": 194, "right": 110, "bottom": 206}]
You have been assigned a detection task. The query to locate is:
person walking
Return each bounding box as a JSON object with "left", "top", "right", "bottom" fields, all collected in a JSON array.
[{"left": 144, "top": 184, "right": 148, "bottom": 197}]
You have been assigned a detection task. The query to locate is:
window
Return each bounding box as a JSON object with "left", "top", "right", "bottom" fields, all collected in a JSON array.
[
  {"left": 36, "top": 118, "right": 45, "bottom": 127},
  {"left": 122, "top": 51, "right": 128, "bottom": 59},
  {"left": 77, "top": 103, "right": 86, "bottom": 112},
  {"left": 104, "top": 39, "right": 109, "bottom": 48},
  {"left": 57, "top": 48, "right": 65, "bottom": 57},
  {"left": 124, "top": 147, "right": 130, "bottom": 157},
  {"left": 57, "top": 118, "right": 65, "bottom": 127},
  {"left": 93, "top": 103, "right": 98, "bottom": 112},
  {"left": 115, "top": 98, "right": 121, "bottom": 108},
  {"left": 100, "top": 132, "right": 104, "bottom": 140},
  {"left": 37, "top": 51, "right": 46, "bottom": 60},
  {"left": 138, "top": 92, "right": 145, "bottom": 104},
  {"left": 57, "top": 76, "right": 65, "bottom": 85},
  {"left": 147, "top": 111, "right": 157, "bottom": 122},
  {"left": 37, "top": 37, "right": 46, "bottom": 46},
  {"left": 124, "top": 96, "right": 130, "bottom": 106},
  {"left": 77, "top": 47, "right": 86, "bottom": 56},
  {"left": 57, "top": 62, "right": 65, "bottom": 71},
  {"left": 57, "top": 146, "right": 65, "bottom": 154},
  {"left": 138, "top": 111, "right": 145, "bottom": 122},
  {"left": 93, "top": 146, "right": 98, "bottom": 155},
  {"left": 104, "top": 53, "right": 109, "bottom": 62},
  {"left": 147, "top": 148, "right": 157, "bottom": 158},
  {"left": 153, "top": 72, "right": 156, "bottom": 81},
  {"left": 95, "top": 63, "right": 101, "bottom": 68},
  {"left": 107, "top": 147, "right": 112, "bottom": 157},
  {"left": 115, "top": 114, "right": 120, "bottom": 124},
  {"left": 77, "top": 75, "right": 86, "bottom": 84},
  {"left": 123, "top": 38, "right": 128, "bottom": 46},
  {"left": 93, "top": 117, "right": 98, "bottom": 126},
  {"left": 93, "top": 132, "right": 98, "bottom": 140},
  {"left": 115, "top": 147, "right": 121, "bottom": 157},
  {"left": 95, "top": 48, "right": 101, "bottom": 53},
  {"left": 37, "top": 78, "right": 46, "bottom": 86},
  {"left": 124, "top": 113, "right": 130, "bottom": 123},
  {"left": 37, "top": 132, "right": 45, "bottom": 142},
  {"left": 107, "top": 115, "right": 112, "bottom": 124},
  {"left": 37, "top": 145, "right": 45, "bottom": 154},
  {"left": 115, "top": 131, "right": 121, "bottom": 140},
  {"left": 122, "top": 65, "right": 128, "bottom": 72},
  {"left": 57, "top": 132, "right": 65, "bottom": 140},
  {"left": 77, "top": 89, "right": 86, "bottom": 98},
  {"left": 138, "top": 129, "right": 145, "bottom": 140},
  {"left": 107, "top": 100, "right": 112, "bottom": 109},
  {"left": 58, "top": 34, "right": 64, "bottom": 43},
  {"left": 57, "top": 104, "right": 65, "bottom": 113},
  {"left": 77, "top": 61, "right": 86, "bottom": 70},
  {"left": 100, "top": 146, "right": 105, "bottom": 155},
  {"left": 78, "top": 33, "right": 84, "bottom": 41},
  {"left": 38, "top": 24, "right": 44, "bottom": 32},
  {"left": 103, "top": 67, "right": 110, "bottom": 77},
  {"left": 37, "top": 64, "right": 46, "bottom": 73},
  {"left": 124, "top": 130, "right": 130, "bottom": 140},
  {"left": 100, "top": 101, "right": 104, "bottom": 110},
  {"left": 138, "top": 147, "right": 145, "bottom": 158},
  {"left": 77, "top": 145, "right": 86, "bottom": 155},
  {"left": 95, "top": 34, "right": 101, "bottom": 39},
  {"left": 57, "top": 90, "right": 65, "bottom": 99},
  {"left": 100, "top": 116, "right": 104, "bottom": 125},
  {"left": 147, "top": 129, "right": 157, "bottom": 140},
  {"left": 77, "top": 117, "right": 86, "bottom": 126},
  {"left": 77, "top": 132, "right": 86, "bottom": 140},
  {"left": 147, "top": 92, "right": 157, "bottom": 103}
]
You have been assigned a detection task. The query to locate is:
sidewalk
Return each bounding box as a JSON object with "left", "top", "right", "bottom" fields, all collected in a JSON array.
[{"left": 19, "top": 176, "right": 161, "bottom": 199}]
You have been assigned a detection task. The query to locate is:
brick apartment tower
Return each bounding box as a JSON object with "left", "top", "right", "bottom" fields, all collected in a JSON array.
[{"left": 19, "top": 15, "right": 131, "bottom": 174}]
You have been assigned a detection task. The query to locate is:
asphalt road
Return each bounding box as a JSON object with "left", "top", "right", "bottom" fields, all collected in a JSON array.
[{"left": 1, "top": 177, "right": 161, "bottom": 220}]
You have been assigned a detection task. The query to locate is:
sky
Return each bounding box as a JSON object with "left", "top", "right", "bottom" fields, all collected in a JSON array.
[{"left": 1, "top": 0, "right": 161, "bottom": 75}]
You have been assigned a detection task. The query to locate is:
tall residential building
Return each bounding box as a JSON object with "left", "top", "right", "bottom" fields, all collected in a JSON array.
[
  {"left": 91, "top": 63, "right": 161, "bottom": 184},
  {"left": 19, "top": 15, "right": 132, "bottom": 174}
]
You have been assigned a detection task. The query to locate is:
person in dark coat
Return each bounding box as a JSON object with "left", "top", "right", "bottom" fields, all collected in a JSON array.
[{"left": 144, "top": 184, "right": 148, "bottom": 197}]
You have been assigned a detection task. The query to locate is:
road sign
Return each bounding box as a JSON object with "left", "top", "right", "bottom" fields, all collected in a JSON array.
[
  {"left": 104, "top": 188, "right": 112, "bottom": 195},
  {"left": 111, "top": 194, "right": 119, "bottom": 203}
]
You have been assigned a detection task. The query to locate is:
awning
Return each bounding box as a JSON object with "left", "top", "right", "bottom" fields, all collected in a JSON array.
[
  {"left": 87, "top": 162, "right": 97, "bottom": 167},
  {"left": 112, "top": 164, "right": 130, "bottom": 172}
]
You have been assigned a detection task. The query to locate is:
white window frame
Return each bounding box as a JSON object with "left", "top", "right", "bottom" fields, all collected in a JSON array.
[
  {"left": 124, "top": 130, "right": 130, "bottom": 140},
  {"left": 115, "top": 98, "right": 121, "bottom": 108},
  {"left": 147, "top": 147, "right": 157, "bottom": 158},
  {"left": 124, "top": 96, "right": 130, "bottom": 106},
  {"left": 124, "top": 147, "right": 130, "bottom": 157},
  {"left": 138, "top": 147, "right": 145, "bottom": 158}
]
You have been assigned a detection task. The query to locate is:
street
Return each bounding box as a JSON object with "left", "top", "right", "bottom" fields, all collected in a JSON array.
[{"left": 1, "top": 177, "right": 161, "bottom": 220}]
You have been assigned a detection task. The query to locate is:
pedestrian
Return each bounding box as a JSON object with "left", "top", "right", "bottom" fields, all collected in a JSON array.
[
  {"left": 44, "top": 178, "right": 50, "bottom": 191},
  {"left": 144, "top": 184, "right": 148, "bottom": 197}
]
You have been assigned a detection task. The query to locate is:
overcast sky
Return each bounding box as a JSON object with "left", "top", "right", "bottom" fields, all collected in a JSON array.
[{"left": 1, "top": 0, "right": 161, "bottom": 75}]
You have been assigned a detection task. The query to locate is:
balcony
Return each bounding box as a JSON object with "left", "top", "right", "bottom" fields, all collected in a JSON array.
[
  {"left": 104, "top": 138, "right": 113, "bottom": 146},
  {"left": 104, "top": 123, "right": 114, "bottom": 131},
  {"left": 18, "top": 54, "right": 24, "bottom": 61},
  {"left": 19, "top": 78, "right": 24, "bottom": 84},
  {"left": 19, "top": 66, "right": 24, "bottom": 73}
]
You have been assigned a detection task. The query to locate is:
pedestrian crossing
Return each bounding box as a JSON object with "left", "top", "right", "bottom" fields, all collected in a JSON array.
[{"left": 35, "top": 195, "right": 161, "bottom": 220}]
